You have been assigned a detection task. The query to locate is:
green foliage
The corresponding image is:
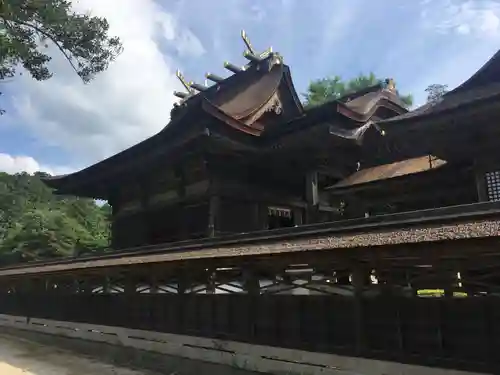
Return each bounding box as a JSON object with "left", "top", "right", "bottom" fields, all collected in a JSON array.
[
  {"left": 0, "top": 172, "right": 110, "bottom": 265},
  {"left": 302, "top": 72, "right": 414, "bottom": 109},
  {"left": 0, "top": 0, "right": 123, "bottom": 82},
  {"left": 425, "top": 83, "right": 448, "bottom": 103},
  {"left": 0, "top": 0, "right": 123, "bottom": 113}
]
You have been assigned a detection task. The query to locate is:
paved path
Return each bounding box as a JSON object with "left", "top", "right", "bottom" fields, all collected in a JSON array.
[{"left": 0, "top": 333, "right": 156, "bottom": 375}]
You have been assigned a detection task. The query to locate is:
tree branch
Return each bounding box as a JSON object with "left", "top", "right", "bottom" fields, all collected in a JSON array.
[{"left": 1, "top": 16, "right": 82, "bottom": 80}]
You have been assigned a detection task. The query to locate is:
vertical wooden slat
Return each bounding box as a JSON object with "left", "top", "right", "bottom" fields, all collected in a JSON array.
[{"left": 351, "top": 265, "right": 366, "bottom": 354}]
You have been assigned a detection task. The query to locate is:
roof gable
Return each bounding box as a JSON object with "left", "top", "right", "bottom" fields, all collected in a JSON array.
[
  {"left": 169, "top": 34, "right": 304, "bottom": 136},
  {"left": 200, "top": 57, "right": 303, "bottom": 135}
]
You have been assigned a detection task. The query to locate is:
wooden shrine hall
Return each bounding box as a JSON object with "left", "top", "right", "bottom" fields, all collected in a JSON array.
[
  {"left": 2, "top": 32, "right": 500, "bottom": 375},
  {"left": 42, "top": 32, "right": 500, "bottom": 250}
]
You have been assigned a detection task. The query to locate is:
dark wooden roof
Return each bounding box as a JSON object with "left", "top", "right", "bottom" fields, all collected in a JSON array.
[
  {"left": 43, "top": 54, "right": 302, "bottom": 196},
  {"left": 171, "top": 53, "right": 304, "bottom": 136},
  {"left": 42, "top": 115, "right": 208, "bottom": 195},
  {"left": 349, "top": 48, "right": 500, "bottom": 163},
  {"left": 450, "top": 49, "right": 500, "bottom": 94},
  {"left": 336, "top": 83, "right": 408, "bottom": 122},
  {"left": 376, "top": 49, "right": 500, "bottom": 128},
  {"left": 326, "top": 155, "right": 446, "bottom": 192},
  {"left": 42, "top": 63, "right": 411, "bottom": 197},
  {"left": 377, "top": 82, "right": 500, "bottom": 127}
]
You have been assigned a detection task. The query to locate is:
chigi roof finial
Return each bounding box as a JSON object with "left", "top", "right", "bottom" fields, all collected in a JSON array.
[
  {"left": 174, "top": 30, "right": 278, "bottom": 101},
  {"left": 241, "top": 30, "right": 256, "bottom": 55},
  {"left": 173, "top": 70, "right": 194, "bottom": 99},
  {"left": 240, "top": 29, "right": 273, "bottom": 65}
]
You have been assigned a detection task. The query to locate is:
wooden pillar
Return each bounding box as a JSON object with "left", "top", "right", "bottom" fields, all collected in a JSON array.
[
  {"left": 443, "top": 269, "right": 456, "bottom": 298},
  {"left": 258, "top": 204, "right": 269, "bottom": 230},
  {"left": 206, "top": 269, "right": 216, "bottom": 294},
  {"left": 77, "top": 278, "right": 93, "bottom": 294},
  {"left": 123, "top": 276, "right": 136, "bottom": 294},
  {"left": 351, "top": 265, "right": 366, "bottom": 354},
  {"left": 243, "top": 268, "right": 260, "bottom": 295},
  {"left": 378, "top": 268, "right": 394, "bottom": 296},
  {"left": 305, "top": 171, "right": 319, "bottom": 224},
  {"left": 177, "top": 271, "right": 188, "bottom": 295},
  {"left": 102, "top": 277, "right": 111, "bottom": 294},
  {"left": 293, "top": 207, "right": 303, "bottom": 226},
  {"left": 207, "top": 195, "right": 220, "bottom": 237},
  {"left": 474, "top": 161, "right": 488, "bottom": 202},
  {"left": 149, "top": 274, "right": 159, "bottom": 294},
  {"left": 140, "top": 178, "right": 151, "bottom": 245}
]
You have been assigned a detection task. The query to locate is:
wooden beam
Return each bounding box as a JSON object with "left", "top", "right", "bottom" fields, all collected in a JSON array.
[{"left": 214, "top": 178, "right": 306, "bottom": 208}]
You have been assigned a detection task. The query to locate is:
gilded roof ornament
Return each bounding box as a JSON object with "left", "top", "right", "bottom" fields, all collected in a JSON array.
[
  {"left": 174, "top": 70, "right": 195, "bottom": 100},
  {"left": 384, "top": 78, "right": 396, "bottom": 91}
]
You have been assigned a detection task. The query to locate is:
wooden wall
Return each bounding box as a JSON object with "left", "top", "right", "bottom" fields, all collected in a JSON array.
[
  {"left": 1, "top": 292, "right": 498, "bottom": 373},
  {"left": 217, "top": 198, "right": 262, "bottom": 235}
]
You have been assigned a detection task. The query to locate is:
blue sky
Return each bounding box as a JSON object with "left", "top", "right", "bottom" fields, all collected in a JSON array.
[{"left": 1, "top": 0, "right": 500, "bottom": 175}]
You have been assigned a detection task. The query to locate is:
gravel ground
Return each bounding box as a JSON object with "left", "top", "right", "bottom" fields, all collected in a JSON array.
[{"left": 0, "top": 333, "right": 157, "bottom": 375}]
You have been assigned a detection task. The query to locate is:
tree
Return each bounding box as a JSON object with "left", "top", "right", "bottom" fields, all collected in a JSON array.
[
  {"left": 425, "top": 84, "right": 448, "bottom": 103},
  {"left": 0, "top": 0, "right": 123, "bottom": 84},
  {"left": 302, "top": 73, "right": 413, "bottom": 109},
  {"left": 0, "top": 172, "right": 110, "bottom": 265},
  {"left": 1, "top": 208, "right": 90, "bottom": 261}
]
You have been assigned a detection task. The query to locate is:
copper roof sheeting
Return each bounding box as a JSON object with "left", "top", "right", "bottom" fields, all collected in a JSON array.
[
  {"left": 0, "top": 218, "right": 498, "bottom": 277},
  {"left": 328, "top": 155, "right": 447, "bottom": 190},
  {"left": 204, "top": 61, "right": 285, "bottom": 120},
  {"left": 187, "top": 53, "right": 303, "bottom": 135}
]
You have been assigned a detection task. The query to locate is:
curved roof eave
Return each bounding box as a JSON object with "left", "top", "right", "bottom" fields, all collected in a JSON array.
[
  {"left": 282, "top": 64, "right": 304, "bottom": 114},
  {"left": 446, "top": 49, "right": 500, "bottom": 95},
  {"left": 41, "top": 109, "right": 201, "bottom": 190},
  {"left": 376, "top": 82, "right": 500, "bottom": 129},
  {"left": 41, "top": 131, "right": 164, "bottom": 189}
]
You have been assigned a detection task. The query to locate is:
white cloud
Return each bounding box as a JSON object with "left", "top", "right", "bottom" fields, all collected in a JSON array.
[
  {"left": 420, "top": 0, "right": 500, "bottom": 37},
  {"left": 312, "top": 0, "right": 363, "bottom": 71},
  {"left": 8, "top": 0, "right": 204, "bottom": 166},
  {"left": 392, "top": 0, "right": 500, "bottom": 105},
  {"left": 5, "top": 0, "right": 500, "bottom": 169},
  {"left": 0, "top": 153, "right": 73, "bottom": 175}
]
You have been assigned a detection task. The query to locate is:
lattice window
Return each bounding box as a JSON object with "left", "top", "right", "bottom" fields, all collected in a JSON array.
[{"left": 486, "top": 171, "right": 500, "bottom": 201}]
